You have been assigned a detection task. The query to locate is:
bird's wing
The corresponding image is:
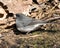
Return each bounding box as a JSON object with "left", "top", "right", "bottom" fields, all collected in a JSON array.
[{"left": 27, "top": 19, "right": 47, "bottom": 26}]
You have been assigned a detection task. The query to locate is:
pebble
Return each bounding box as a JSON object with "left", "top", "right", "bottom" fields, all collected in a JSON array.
[
  {"left": 0, "top": 34, "right": 2, "bottom": 38},
  {"left": 58, "top": 3, "right": 60, "bottom": 9},
  {"left": 0, "top": 6, "right": 7, "bottom": 20}
]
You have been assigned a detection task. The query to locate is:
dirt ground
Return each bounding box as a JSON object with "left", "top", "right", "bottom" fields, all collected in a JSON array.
[{"left": 0, "top": 0, "right": 60, "bottom": 48}]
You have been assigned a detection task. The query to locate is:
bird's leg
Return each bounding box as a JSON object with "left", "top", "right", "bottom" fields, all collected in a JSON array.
[{"left": 26, "top": 31, "right": 31, "bottom": 35}]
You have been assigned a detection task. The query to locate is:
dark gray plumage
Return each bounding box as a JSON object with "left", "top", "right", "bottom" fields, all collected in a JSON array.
[{"left": 16, "top": 13, "right": 48, "bottom": 33}]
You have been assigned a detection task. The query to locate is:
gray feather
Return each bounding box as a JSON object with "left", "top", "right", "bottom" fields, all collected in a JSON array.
[{"left": 16, "top": 13, "right": 47, "bottom": 32}]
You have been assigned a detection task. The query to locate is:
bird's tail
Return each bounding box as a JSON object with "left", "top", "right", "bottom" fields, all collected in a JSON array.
[{"left": 43, "top": 16, "right": 60, "bottom": 24}]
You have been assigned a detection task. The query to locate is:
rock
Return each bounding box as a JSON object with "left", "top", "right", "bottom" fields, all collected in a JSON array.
[
  {"left": 0, "top": 6, "right": 7, "bottom": 20},
  {"left": 0, "top": 19, "right": 7, "bottom": 24},
  {"left": 0, "top": 34, "right": 2, "bottom": 38},
  {"left": 0, "top": 0, "right": 32, "bottom": 14},
  {"left": 54, "top": 0, "right": 59, "bottom": 3},
  {"left": 37, "top": 0, "right": 49, "bottom": 4},
  {"left": 58, "top": 3, "right": 60, "bottom": 9}
]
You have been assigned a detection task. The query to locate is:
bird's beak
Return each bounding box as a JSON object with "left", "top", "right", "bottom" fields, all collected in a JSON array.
[{"left": 13, "top": 14, "right": 16, "bottom": 19}]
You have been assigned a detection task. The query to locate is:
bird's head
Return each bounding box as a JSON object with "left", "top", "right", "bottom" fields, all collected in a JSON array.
[
  {"left": 16, "top": 13, "right": 26, "bottom": 20},
  {"left": 15, "top": 13, "right": 32, "bottom": 21}
]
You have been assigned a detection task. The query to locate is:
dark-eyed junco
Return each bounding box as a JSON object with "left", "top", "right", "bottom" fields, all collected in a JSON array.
[{"left": 15, "top": 13, "right": 50, "bottom": 33}]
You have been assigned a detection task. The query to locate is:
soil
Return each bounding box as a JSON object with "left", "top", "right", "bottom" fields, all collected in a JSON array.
[{"left": 0, "top": 0, "right": 60, "bottom": 48}]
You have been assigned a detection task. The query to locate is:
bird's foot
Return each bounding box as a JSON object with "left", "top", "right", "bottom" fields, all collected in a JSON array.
[{"left": 26, "top": 31, "right": 30, "bottom": 35}]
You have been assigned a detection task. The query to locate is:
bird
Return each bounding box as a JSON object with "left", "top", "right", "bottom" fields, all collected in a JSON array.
[{"left": 15, "top": 13, "right": 50, "bottom": 33}]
